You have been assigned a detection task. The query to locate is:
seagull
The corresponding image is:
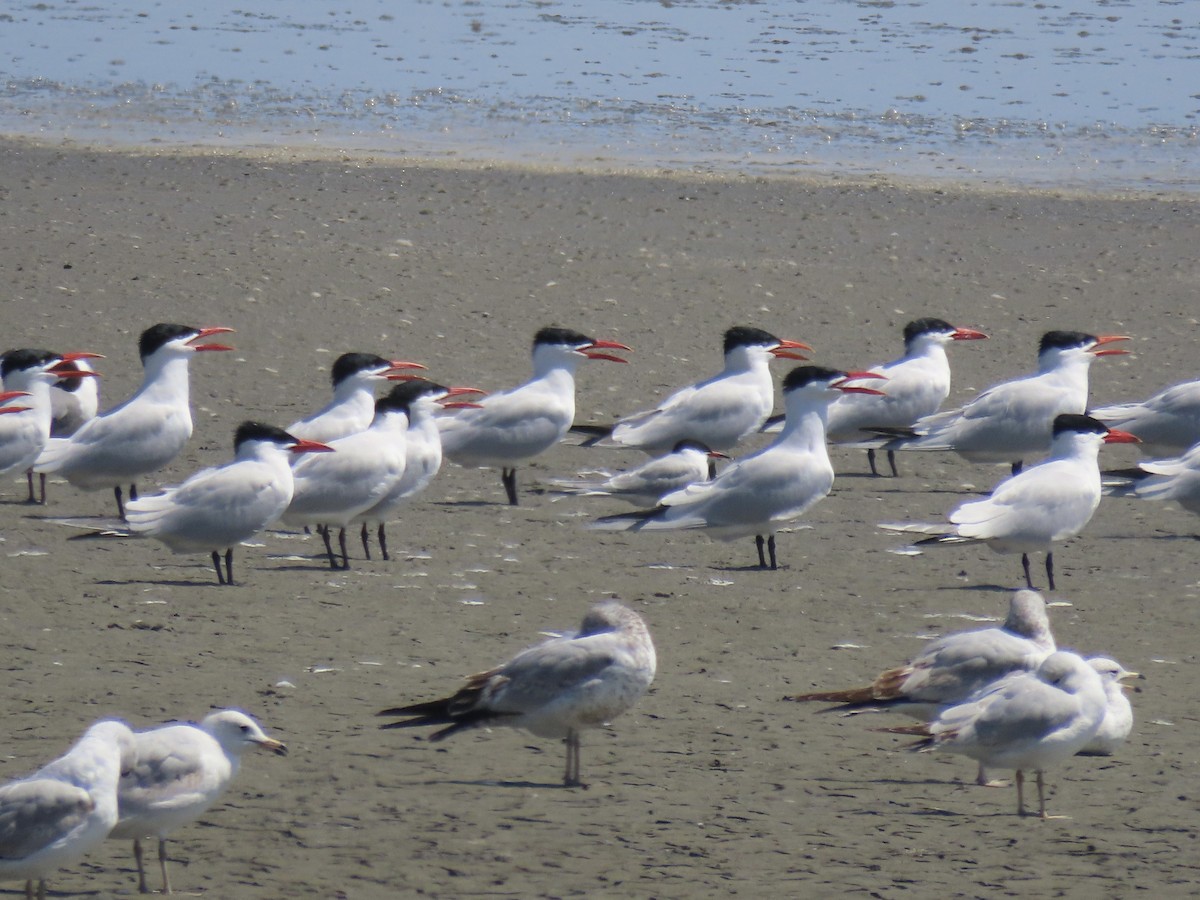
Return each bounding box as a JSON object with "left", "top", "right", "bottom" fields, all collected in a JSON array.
[
  {"left": 0, "top": 719, "right": 136, "bottom": 900},
  {"left": 547, "top": 439, "right": 728, "bottom": 507},
  {"left": 1091, "top": 377, "right": 1200, "bottom": 457},
  {"left": 884, "top": 414, "right": 1139, "bottom": 590},
  {"left": 589, "top": 365, "right": 884, "bottom": 570},
  {"left": 784, "top": 589, "right": 1056, "bottom": 719},
  {"left": 352, "top": 380, "right": 483, "bottom": 560},
  {"left": 281, "top": 383, "right": 414, "bottom": 569},
  {"left": 0, "top": 349, "right": 102, "bottom": 503},
  {"left": 889, "top": 650, "right": 1108, "bottom": 818},
  {"left": 1078, "top": 657, "right": 1137, "bottom": 757},
  {"left": 35, "top": 323, "right": 235, "bottom": 519},
  {"left": 124, "top": 422, "right": 333, "bottom": 585},
  {"left": 378, "top": 600, "right": 656, "bottom": 787},
  {"left": 438, "top": 326, "right": 631, "bottom": 505},
  {"left": 816, "top": 317, "right": 987, "bottom": 476},
  {"left": 873, "top": 330, "right": 1129, "bottom": 474},
  {"left": 109, "top": 710, "right": 287, "bottom": 896},
  {"left": 785, "top": 589, "right": 1055, "bottom": 786},
  {"left": 286, "top": 351, "right": 426, "bottom": 443},
  {"left": 578, "top": 325, "right": 809, "bottom": 454}
]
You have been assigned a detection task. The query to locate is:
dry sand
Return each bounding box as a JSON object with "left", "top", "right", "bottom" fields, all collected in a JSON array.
[{"left": 0, "top": 137, "right": 1199, "bottom": 897}]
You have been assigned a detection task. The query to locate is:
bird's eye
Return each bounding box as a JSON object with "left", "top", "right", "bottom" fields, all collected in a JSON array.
[{"left": 240, "top": 725, "right": 251, "bottom": 733}]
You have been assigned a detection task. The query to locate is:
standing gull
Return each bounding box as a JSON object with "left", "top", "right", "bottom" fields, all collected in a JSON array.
[
  {"left": 890, "top": 650, "right": 1107, "bottom": 818},
  {"left": 378, "top": 600, "right": 656, "bottom": 787},
  {"left": 110, "top": 710, "right": 287, "bottom": 895},
  {"left": 785, "top": 589, "right": 1056, "bottom": 786},
  {"left": 1079, "top": 657, "right": 1137, "bottom": 756},
  {"left": 0, "top": 719, "right": 136, "bottom": 900}
]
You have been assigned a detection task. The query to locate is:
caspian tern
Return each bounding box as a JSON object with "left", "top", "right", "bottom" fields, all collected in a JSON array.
[
  {"left": 124, "top": 422, "right": 333, "bottom": 585},
  {"left": 548, "top": 439, "right": 728, "bottom": 507},
  {"left": 352, "top": 380, "right": 483, "bottom": 560},
  {"left": 437, "top": 326, "right": 631, "bottom": 505},
  {"left": 1091, "top": 377, "right": 1200, "bottom": 456},
  {"left": 0, "top": 719, "right": 136, "bottom": 900},
  {"left": 0, "top": 349, "right": 101, "bottom": 503},
  {"left": 35, "top": 323, "right": 235, "bottom": 519},
  {"left": 885, "top": 414, "right": 1139, "bottom": 591},
  {"left": 49, "top": 355, "right": 100, "bottom": 437},
  {"left": 872, "top": 330, "right": 1129, "bottom": 474},
  {"left": 589, "top": 366, "right": 885, "bottom": 570},
  {"left": 811, "top": 317, "right": 987, "bottom": 476},
  {"left": 577, "top": 325, "right": 809, "bottom": 454},
  {"left": 282, "top": 383, "right": 414, "bottom": 569},
  {"left": 1078, "top": 657, "right": 1137, "bottom": 757},
  {"left": 1105, "top": 439, "right": 1200, "bottom": 521},
  {"left": 110, "top": 711, "right": 286, "bottom": 895},
  {"left": 286, "top": 351, "right": 426, "bottom": 443},
  {"left": 887, "top": 650, "right": 1107, "bottom": 818},
  {"left": 378, "top": 600, "right": 656, "bottom": 787}
]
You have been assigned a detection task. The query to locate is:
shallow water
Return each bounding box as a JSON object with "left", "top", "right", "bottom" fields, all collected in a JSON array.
[{"left": 2, "top": 0, "right": 1198, "bottom": 191}]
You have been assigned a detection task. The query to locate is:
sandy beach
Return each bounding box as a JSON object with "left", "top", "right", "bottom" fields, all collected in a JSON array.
[{"left": 1, "top": 137, "right": 1199, "bottom": 897}]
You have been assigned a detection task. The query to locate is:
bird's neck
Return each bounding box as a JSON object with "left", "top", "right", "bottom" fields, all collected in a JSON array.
[
  {"left": 778, "top": 405, "right": 831, "bottom": 453},
  {"left": 139, "top": 355, "right": 193, "bottom": 403}
]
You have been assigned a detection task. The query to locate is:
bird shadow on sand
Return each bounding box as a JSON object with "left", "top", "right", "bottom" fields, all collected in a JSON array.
[
  {"left": 95, "top": 577, "right": 219, "bottom": 588},
  {"left": 411, "top": 777, "right": 580, "bottom": 790}
]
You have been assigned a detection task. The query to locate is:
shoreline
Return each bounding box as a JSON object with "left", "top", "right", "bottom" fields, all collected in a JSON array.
[{"left": 5, "top": 131, "right": 1198, "bottom": 203}]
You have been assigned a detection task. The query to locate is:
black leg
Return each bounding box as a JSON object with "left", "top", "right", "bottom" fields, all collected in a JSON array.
[
  {"left": 318, "top": 524, "right": 338, "bottom": 568},
  {"left": 1010, "top": 461, "right": 1023, "bottom": 476},
  {"left": 338, "top": 527, "right": 350, "bottom": 569},
  {"left": 360, "top": 521, "right": 372, "bottom": 560},
  {"left": 24, "top": 469, "right": 37, "bottom": 503},
  {"left": 130, "top": 482, "right": 139, "bottom": 502},
  {"left": 767, "top": 534, "right": 778, "bottom": 570},
  {"left": 1016, "top": 769, "right": 1026, "bottom": 816},
  {"left": 1045, "top": 551, "right": 1055, "bottom": 591},
  {"left": 867, "top": 448, "right": 880, "bottom": 477},
  {"left": 502, "top": 467, "right": 519, "bottom": 506},
  {"left": 755, "top": 534, "right": 767, "bottom": 568},
  {"left": 211, "top": 550, "right": 225, "bottom": 585},
  {"left": 38, "top": 472, "right": 46, "bottom": 504},
  {"left": 887, "top": 449, "right": 899, "bottom": 478},
  {"left": 114, "top": 485, "right": 126, "bottom": 520},
  {"left": 378, "top": 522, "right": 389, "bottom": 561},
  {"left": 1022, "top": 553, "right": 1033, "bottom": 589},
  {"left": 224, "top": 547, "right": 234, "bottom": 585}
]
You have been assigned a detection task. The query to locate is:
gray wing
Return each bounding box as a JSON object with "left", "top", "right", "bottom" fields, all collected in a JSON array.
[
  {"left": 483, "top": 636, "right": 620, "bottom": 715},
  {"left": 0, "top": 779, "right": 93, "bottom": 859}
]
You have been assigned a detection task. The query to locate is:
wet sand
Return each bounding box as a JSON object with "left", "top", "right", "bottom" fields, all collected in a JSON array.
[{"left": 0, "top": 138, "right": 1198, "bottom": 897}]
